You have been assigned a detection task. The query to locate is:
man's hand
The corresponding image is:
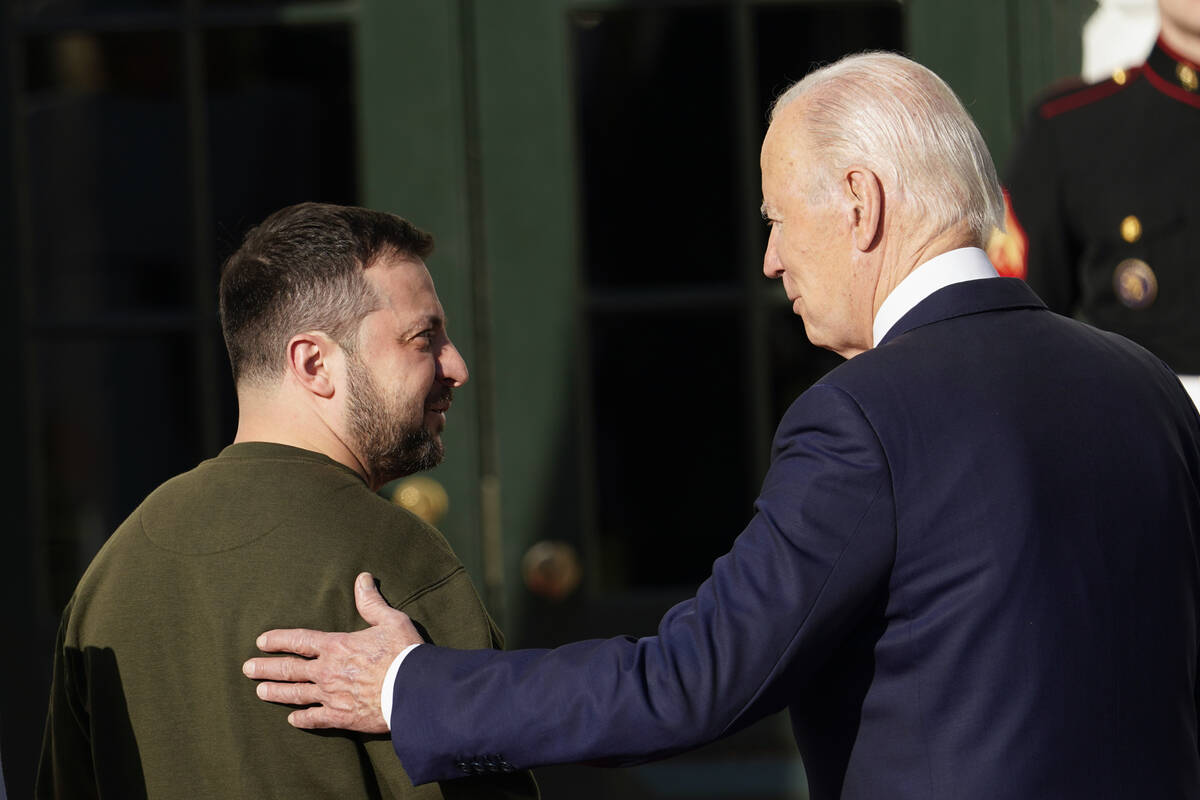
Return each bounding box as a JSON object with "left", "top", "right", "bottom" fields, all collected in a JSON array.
[{"left": 242, "top": 571, "right": 424, "bottom": 733}]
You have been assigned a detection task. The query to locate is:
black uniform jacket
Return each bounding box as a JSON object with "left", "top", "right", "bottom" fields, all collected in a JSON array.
[{"left": 1002, "top": 36, "right": 1200, "bottom": 373}]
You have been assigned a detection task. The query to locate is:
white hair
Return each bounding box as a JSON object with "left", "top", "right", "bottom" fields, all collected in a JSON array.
[{"left": 770, "top": 52, "right": 1004, "bottom": 247}]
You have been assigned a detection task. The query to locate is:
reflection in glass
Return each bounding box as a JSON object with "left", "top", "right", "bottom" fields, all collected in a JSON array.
[
  {"left": 753, "top": 2, "right": 905, "bottom": 138},
  {"left": 572, "top": 7, "right": 739, "bottom": 288},
  {"left": 15, "top": 0, "right": 177, "bottom": 18},
  {"left": 590, "top": 310, "right": 752, "bottom": 588},
  {"left": 37, "top": 335, "right": 209, "bottom": 611},
  {"left": 24, "top": 31, "right": 191, "bottom": 317},
  {"left": 205, "top": 25, "right": 357, "bottom": 262}
]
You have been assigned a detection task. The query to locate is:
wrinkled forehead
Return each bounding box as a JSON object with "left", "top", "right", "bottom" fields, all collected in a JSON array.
[{"left": 761, "top": 104, "right": 813, "bottom": 192}]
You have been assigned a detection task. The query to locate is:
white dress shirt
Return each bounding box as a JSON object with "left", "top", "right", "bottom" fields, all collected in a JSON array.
[{"left": 871, "top": 246, "right": 999, "bottom": 346}]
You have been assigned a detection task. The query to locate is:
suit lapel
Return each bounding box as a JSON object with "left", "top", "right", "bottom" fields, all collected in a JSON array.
[{"left": 878, "top": 277, "right": 1046, "bottom": 347}]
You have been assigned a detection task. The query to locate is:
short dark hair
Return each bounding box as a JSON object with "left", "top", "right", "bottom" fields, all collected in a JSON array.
[{"left": 218, "top": 202, "right": 434, "bottom": 386}]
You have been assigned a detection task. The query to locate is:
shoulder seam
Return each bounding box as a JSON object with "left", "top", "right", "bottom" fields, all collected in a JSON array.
[
  {"left": 393, "top": 565, "right": 468, "bottom": 609},
  {"left": 812, "top": 383, "right": 898, "bottom": 532},
  {"left": 1039, "top": 69, "right": 1142, "bottom": 119}
]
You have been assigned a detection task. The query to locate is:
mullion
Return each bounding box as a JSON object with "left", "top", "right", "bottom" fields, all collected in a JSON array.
[{"left": 181, "top": 0, "right": 222, "bottom": 455}]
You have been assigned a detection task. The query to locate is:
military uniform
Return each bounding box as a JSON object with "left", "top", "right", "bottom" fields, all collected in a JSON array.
[{"left": 998, "top": 36, "right": 1200, "bottom": 382}]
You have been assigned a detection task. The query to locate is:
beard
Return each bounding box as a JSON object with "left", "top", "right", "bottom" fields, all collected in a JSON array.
[{"left": 344, "top": 352, "right": 446, "bottom": 487}]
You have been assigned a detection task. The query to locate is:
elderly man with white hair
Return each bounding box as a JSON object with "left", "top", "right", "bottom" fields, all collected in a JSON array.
[{"left": 244, "top": 52, "right": 1200, "bottom": 800}]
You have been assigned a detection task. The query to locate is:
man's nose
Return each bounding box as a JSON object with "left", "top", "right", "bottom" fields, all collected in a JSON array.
[
  {"left": 762, "top": 233, "right": 783, "bottom": 279},
  {"left": 438, "top": 341, "right": 469, "bottom": 387}
]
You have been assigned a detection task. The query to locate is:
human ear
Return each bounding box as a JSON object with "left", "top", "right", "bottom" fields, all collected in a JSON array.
[
  {"left": 846, "top": 168, "right": 884, "bottom": 252},
  {"left": 286, "top": 332, "right": 338, "bottom": 399}
]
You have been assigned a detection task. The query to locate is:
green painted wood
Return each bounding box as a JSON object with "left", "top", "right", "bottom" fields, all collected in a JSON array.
[
  {"left": 357, "top": 0, "right": 488, "bottom": 587},
  {"left": 908, "top": 0, "right": 1019, "bottom": 173},
  {"left": 1009, "top": 0, "right": 1092, "bottom": 111},
  {"left": 1001, "top": 0, "right": 1093, "bottom": 177},
  {"left": 470, "top": 0, "right": 583, "bottom": 642}
]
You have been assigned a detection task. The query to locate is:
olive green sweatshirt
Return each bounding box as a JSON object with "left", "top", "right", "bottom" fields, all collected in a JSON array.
[{"left": 37, "top": 442, "right": 537, "bottom": 800}]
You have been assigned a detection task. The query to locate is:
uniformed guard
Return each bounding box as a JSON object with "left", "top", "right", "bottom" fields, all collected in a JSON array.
[{"left": 992, "top": 0, "right": 1200, "bottom": 405}]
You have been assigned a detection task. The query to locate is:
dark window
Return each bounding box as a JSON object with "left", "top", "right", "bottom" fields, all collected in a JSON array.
[
  {"left": 573, "top": 6, "right": 739, "bottom": 288},
  {"left": 25, "top": 31, "right": 191, "bottom": 318},
  {"left": 572, "top": 2, "right": 903, "bottom": 590},
  {"left": 205, "top": 24, "right": 357, "bottom": 261}
]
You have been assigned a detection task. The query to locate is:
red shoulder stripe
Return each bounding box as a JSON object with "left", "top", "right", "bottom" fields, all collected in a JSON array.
[
  {"left": 1143, "top": 64, "right": 1200, "bottom": 109},
  {"left": 1039, "top": 68, "right": 1143, "bottom": 119}
]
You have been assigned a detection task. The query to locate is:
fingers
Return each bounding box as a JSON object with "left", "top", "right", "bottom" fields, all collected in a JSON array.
[
  {"left": 242, "top": 655, "right": 315, "bottom": 682},
  {"left": 287, "top": 706, "right": 350, "bottom": 730},
  {"left": 251, "top": 682, "right": 388, "bottom": 734},
  {"left": 243, "top": 576, "right": 420, "bottom": 734},
  {"left": 354, "top": 572, "right": 403, "bottom": 627},
  {"left": 254, "top": 679, "right": 323, "bottom": 707},
  {"left": 255, "top": 628, "right": 328, "bottom": 657}
]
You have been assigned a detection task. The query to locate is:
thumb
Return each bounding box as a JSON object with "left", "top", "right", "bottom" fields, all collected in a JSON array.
[{"left": 354, "top": 572, "right": 401, "bottom": 627}]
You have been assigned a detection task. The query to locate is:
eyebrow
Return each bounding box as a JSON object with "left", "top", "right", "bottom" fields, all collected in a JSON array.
[
  {"left": 403, "top": 314, "right": 444, "bottom": 334},
  {"left": 760, "top": 202, "right": 771, "bottom": 218}
]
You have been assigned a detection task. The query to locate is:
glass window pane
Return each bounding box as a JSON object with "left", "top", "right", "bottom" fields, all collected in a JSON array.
[
  {"left": 590, "top": 310, "right": 753, "bottom": 588},
  {"left": 15, "top": 0, "right": 178, "bottom": 17},
  {"left": 753, "top": 2, "right": 905, "bottom": 134},
  {"left": 200, "top": 0, "right": 295, "bottom": 6},
  {"left": 572, "top": 7, "right": 739, "bottom": 288},
  {"left": 36, "top": 335, "right": 213, "bottom": 611},
  {"left": 205, "top": 25, "right": 357, "bottom": 259},
  {"left": 24, "top": 31, "right": 191, "bottom": 317}
]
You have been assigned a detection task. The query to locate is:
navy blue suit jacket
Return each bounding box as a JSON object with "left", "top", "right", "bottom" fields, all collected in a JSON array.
[{"left": 392, "top": 278, "right": 1200, "bottom": 799}]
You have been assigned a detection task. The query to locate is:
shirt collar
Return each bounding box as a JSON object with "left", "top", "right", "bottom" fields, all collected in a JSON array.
[{"left": 871, "top": 247, "right": 998, "bottom": 347}]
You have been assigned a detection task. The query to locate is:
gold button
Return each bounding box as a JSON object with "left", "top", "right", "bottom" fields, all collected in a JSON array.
[
  {"left": 1120, "top": 214, "right": 1142, "bottom": 243},
  {"left": 1113, "top": 68, "right": 1127, "bottom": 85},
  {"left": 1179, "top": 63, "right": 1199, "bottom": 92}
]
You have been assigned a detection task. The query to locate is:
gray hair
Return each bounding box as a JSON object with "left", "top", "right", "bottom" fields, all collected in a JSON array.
[{"left": 770, "top": 52, "right": 1004, "bottom": 246}]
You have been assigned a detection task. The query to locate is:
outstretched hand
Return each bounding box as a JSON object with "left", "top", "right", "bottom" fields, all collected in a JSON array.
[{"left": 242, "top": 571, "right": 424, "bottom": 732}]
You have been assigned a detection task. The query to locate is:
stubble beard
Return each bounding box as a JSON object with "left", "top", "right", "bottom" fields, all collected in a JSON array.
[{"left": 345, "top": 352, "right": 445, "bottom": 488}]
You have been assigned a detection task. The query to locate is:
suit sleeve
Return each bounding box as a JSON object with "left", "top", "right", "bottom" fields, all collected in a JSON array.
[
  {"left": 368, "top": 570, "right": 540, "bottom": 797},
  {"left": 1005, "top": 106, "right": 1080, "bottom": 315},
  {"left": 389, "top": 384, "right": 897, "bottom": 785}
]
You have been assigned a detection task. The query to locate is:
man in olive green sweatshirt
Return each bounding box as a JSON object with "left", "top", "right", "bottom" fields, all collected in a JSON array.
[{"left": 37, "top": 202, "right": 537, "bottom": 799}]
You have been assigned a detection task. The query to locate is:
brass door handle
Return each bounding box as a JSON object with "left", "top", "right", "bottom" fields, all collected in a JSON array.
[
  {"left": 389, "top": 476, "right": 449, "bottom": 525},
  {"left": 521, "top": 540, "right": 582, "bottom": 600}
]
